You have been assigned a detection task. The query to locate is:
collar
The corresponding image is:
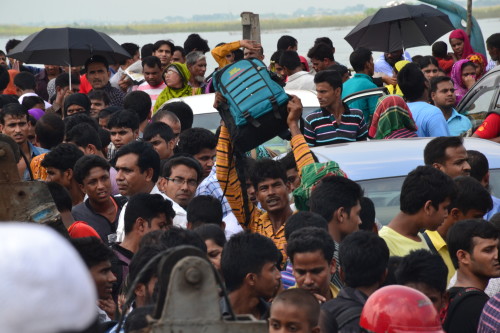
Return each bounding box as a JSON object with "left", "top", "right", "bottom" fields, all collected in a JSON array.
[
  {"left": 352, "top": 73, "right": 373, "bottom": 81},
  {"left": 447, "top": 108, "right": 461, "bottom": 121}
]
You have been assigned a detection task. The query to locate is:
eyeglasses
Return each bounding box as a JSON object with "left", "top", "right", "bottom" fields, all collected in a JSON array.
[{"left": 165, "top": 177, "right": 197, "bottom": 187}]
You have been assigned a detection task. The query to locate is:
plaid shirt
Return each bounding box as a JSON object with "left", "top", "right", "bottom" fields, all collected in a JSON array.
[
  {"left": 195, "top": 166, "right": 232, "bottom": 218},
  {"left": 95, "top": 83, "right": 125, "bottom": 107}
]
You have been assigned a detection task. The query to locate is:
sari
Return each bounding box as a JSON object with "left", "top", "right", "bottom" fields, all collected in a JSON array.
[{"left": 369, "top": 95, "right": 418, "bottom": 139}]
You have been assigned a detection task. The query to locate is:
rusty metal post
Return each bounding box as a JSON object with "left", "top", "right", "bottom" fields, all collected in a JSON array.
[
  {"left": 241, "top": 12, "right": 261, "bottom": 43},
  {"left": 466, "top": 0, "right": 472, "bottom": 37}
]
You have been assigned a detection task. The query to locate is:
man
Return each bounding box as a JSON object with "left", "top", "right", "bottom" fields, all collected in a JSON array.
[
  {"left": 430, "top": 76, "right": 472, "bottom": 136},
  {"left": 87, "top": 90, "right": 110, "bottom": 118},
  {"left": 379, "top": 166, "right": 457, "bottom": 257},
  {"left": 4, "top": 39, "right": 42, "bottom": 75},
  {"left": 0, "top": 103, "right": 48, "bottom": 179},
  {"left": 109, "top": 42, "right": 140, "bottom": 92},
  {"left": 35, "top": 64, "right": 62, "bottom": 101},
  {"left": 398, "top": 63, "right": 450, "bottom": 137},
  {"left": 143, "top": 122, "right": 175, "bottom": 160},
  {"left": 321, "top": 231, "right": 389, "bottom": 332},
  {"left": 84, "top": 55, "right": 125, "bottom": 107},
  {"left": 153, "top": 40, "right": 175, "bottom": 70},
  {"left": 423, "top": 177, "right": 492, "bottom": 284},
  {"left": 135, "top": 56, "right": 166, "bottom": 109},
  {"left": 444, "top": 219, "right": 500, "bottom": 333},
  {"left": 158, "top": 156, "right": 202, "bottom": 209},
  {"left": 468, "top": 150, "right": 500, "bottom": 219},
  {"left": 107, "top": 110, "right": 140, "bottom": 154},
  {"left": 211, "top": 40, "right": 261, "bottom": 68},
  {"left": 485, "top": 33, "right": 500, "bottom": 71},
  {"left": 14, "top": 71, "right": 51, "bottom": 109},
  {"left": 71, "top": 237, "right": 118, "bottom": 322},
  {"left": 424, "top": 136, "right": 471, "bottom": 178},
  {"left": 287, "top": 227, "right": 339, "bottom": 302},
  {"left": 186, "top": 195, "right": 225, "bottom": 230},
  {"left": 280, "top": 51, "right": 314, "bottom": 90},
  {"left": 151, "top": 108, "right": 182, "bottom": 138},
  {"left": 216, "top": 95, "right": 314, "bottom": 261},
  {"left": 171, "top": 46, "right": 186, "bottom": 63},
  {"left": 184, "top": 34, "right": 210, "bottom": 55},
  {"left": 113, "top": 141, "right": 187, "bottom": 242},
  {"left": 45, "top": 73, "right": 81, "bottom": 115},
  {"left": 72, "top": 155, "right": 126, "bottom": 243},
  {"left": 307, "top": 43, "right": 337, "bottom": 72},
  {"left": 220, "top": 232, "right": 281, "bottom": 320},
  {"left": 304, "top": 70, "right": 368, "bottom": 146},
  {"left": 374, "top": 49, "right": 410, "bottom": 77},
  {"left": 342, "top": 47, "right": 378, "bottom": 125},
  {"left": 177, "top": 127, "right": 217, "bottom": 179},
  {"left": 123, "top": 90, "right": 152, "bottom": 137},
  {"left": 244, "top": 46, "right": 265, "bottom": 61},
  {"left": 277, "top": 35, "right": 298, "bottom": 52},
  {"left": 186, "top": 51, "right": 207, "bottom": 92}
]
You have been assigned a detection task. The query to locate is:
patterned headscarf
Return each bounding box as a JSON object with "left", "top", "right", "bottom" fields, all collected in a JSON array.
[
  {"left": 369, "top": 95, "right": 417, "bottom": 139},
  {"left": 466, "top": 54, "right": 486, "bottom": 78}
]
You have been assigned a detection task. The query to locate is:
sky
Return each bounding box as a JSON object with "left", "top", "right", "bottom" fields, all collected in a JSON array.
[{"left": 0, "top": 0, "right": 394, "bottom": 25}]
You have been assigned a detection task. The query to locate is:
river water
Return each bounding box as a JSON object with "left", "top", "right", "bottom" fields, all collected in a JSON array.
[{"left": 1, "top": 18, "right": 499, "bottom": 70}]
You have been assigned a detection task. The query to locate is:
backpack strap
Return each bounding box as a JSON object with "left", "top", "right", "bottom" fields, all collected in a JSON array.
[
  {"left": 421, "top": 231, "right": 439, "bottom": 255},
  {"left": 335, "top": 305, "right": 364, "bottom": 330},
  {"left": 443, "top": 287, "right": 484, "bottom": 330}
]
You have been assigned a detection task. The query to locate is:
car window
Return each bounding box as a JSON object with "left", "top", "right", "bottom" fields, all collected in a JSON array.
[
  {"left": 489, "top": 169, "right": 500, "bottom": 198},
  {"left": 192, "top": 112, "right": 221, "bottom": 132},
  {"left": 461, "top": 72, "right": 500, "bottom": 130}
]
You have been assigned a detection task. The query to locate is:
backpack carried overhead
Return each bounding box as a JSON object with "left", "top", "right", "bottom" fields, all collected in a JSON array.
[{"left": 213, "top": 58, "right": 291, "bottom": 153}]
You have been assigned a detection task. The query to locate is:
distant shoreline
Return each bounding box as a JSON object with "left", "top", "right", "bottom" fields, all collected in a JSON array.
[{"left": 1, "top": 5, "right": 499, "bottom": 37}]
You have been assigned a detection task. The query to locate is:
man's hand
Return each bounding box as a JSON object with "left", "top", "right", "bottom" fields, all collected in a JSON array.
[
  {"left": 213, "top": 92, "right": 227, "bottom": 109},
  {"left": 382, "top": 75, "right": 397, "bottom": 86},
  {"left": 98, "top": 297, "right": 117, "bottom": 320},
  {"left": 313, "top": 293, "right": 327, "bottom": 304},
  {"left": 286, "top": 95, "right": 303, "bottom": 136},
  {"left": 240, "top": 40, "right": 261, "bottom": 51},
  {"left": 118, "top": 75, "right": 132, "bottom": 92}
]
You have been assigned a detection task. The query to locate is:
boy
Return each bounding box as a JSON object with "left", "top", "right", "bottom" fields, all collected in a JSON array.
[
  {"left": 432, "top": 41, "right": 453, "bottom": 75},
  {"left": 269, "top": 288, "right": 320, "bottom": 333}
]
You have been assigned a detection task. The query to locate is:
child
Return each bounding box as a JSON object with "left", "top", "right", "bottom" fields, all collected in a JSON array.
[
  {"left": 269, "top": 288, "right": 320, "bottom": 333},
  {"left": 432, "top": 41, "right": 454, "bottom": 75}
]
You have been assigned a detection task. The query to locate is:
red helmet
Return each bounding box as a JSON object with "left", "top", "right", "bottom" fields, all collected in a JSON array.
[{"left": 360, "top": 285, "right": 444, "bottom": 333}]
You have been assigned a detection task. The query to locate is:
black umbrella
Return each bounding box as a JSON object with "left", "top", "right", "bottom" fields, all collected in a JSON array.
[
  {"left": 7, "top": 27, "right": 130, "bottom": 67},
  {"left": 344, "top": 4, "right": 454, "bottom": 52}
]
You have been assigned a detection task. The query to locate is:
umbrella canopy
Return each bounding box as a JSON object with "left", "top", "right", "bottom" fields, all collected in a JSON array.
[
  {"left": 7, "top": 27, "right": 131, "bottom": 66},
  {"left": 345, "top": 4, "right": 454, "bottom": 53}
]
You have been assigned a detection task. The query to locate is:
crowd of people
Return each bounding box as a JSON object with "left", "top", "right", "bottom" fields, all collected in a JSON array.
[{"left": 1, "top": 28, "right": 500, "bottom": 333}]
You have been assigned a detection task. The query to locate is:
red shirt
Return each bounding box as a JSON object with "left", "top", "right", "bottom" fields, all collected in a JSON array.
[{"left": 474, "top": 113, "right": 500, "bottom": 139}]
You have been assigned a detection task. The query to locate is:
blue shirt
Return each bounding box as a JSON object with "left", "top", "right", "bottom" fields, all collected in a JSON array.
[
  {"left": 342, "top": 73, "right": 379, "bottom": 124},
  {"left": 485, "top": 195, "right": 500, "bottom": 221},
  {"left": 447, "top": 109, "right": 472, "bottom": 136},
  {"left": 407, "top": 101, "right": 450, "bottom": 137},
  {"left": 24, "top": 142, "right": 49, "bottom": 180},
  {"left": 374, "top": 51, "right": 412, "bottom": 76}
]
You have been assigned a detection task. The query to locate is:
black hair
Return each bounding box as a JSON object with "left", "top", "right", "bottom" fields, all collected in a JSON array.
[
  {"left": 13, "top": 71, "right": 36, "bottom": 90},
  {"left": 34, "top": 113, "right": 65, "bottom": 149},
  {"left": 221, "top": 232, "right": 280, "bottom": 292},
  {"left": 447, "top": 219, "right": 499, "bottom": 269},
  {"left": 173, "top": 45, "right": 186, "bottom": 57},
  {"left": 350, "top": 47, "right": 372, "bottom": 72},
  {"left": 279, "top": 150, "right": 297, "bottom": 171},
  {"left": 46, "top": 181, "right": 73, "bottom": 213},
  {"left": 467, "top": 150, "right": 489, "bottom": 182},
  {"left": 143, "top": 121, "right": 175, "bottom": 143},
  {"left": 187, "top": 195, "right": 223, "bottom": 228},
  {"left": 0, "top": 96, "right": 19, "bottom": 110},
  {"left": 340, "top": 231, "right": 389, "bottom": 288},
  {"left": 128, "top": 244, "right": 163, "bottom": 288},
  {"left": 64, "top": 113, "right": 99, "bottom": 133},
  {"left": 383, "top": 256, "right": 403, "bottom": 286},
  {"left": 153, "top": 40, "right": 174, "bottom": 53},
  {"left": 141, "top": 43, "right": 154, "bottom": 58},
  {"left": 98, "top": 106, "right": 121, "bottom": 120},
  {"left": 161, "top": 156, "right": 203, "bottom": 182},
  {"left": 194, "top": 224, "right": 226, "bottom": 248},
  {"left": 87, "top": 89, "right": 110, "bottom": 105},
  {"left": 486, "top": 33, "right": 500, "bottom": 49},
  {"left": 55, "top": 72, "right": 81, "bottom": 89},
  {"left": 71, "top": 236, "right": 114, "bottom": 268},
  {"left": 21, "top": 95, "right": 44, "bottom": 109},
  {"left": 41, "top": 143, "right": 84, "bottom": 172},
  {"left": 158, "top": 101, "right": 193, "bottom": 131},
  {"left": 400, "top": 166, "right": 457, "bottom": 215},
  {"left": 177, "top": 127, "right": 216, "bottom": 155},
  {"left": 279, "top": 51, "right": 301, "bottom": 70},
  {"left": 284, "top": 211, "right": 328, "bottom": 241},
  {"left": 98, "top": 127, "right": 111, "bottom": 150},
  {"left": 432, "top": 41, "right": 448, "bottom": 58},
  {"left": 307, "top": 43, "right": 334, "bottom": 61},
  {"left": 233, "top": 48, "right": 244, "bottom": 61},
  {"left": 124, "top": 193, "right": 175, "bottom": 234},
  {"left": 314, "top": 70, "right": 343, "bottom": 91},
  {"left": 490, "top": 213, "right": 500, "bottom": 231},
  {"left": 314, "top": 37, "right": 334, "bottom": 49},
  {"left": 397, "top": 62, "right": 427, "bottom": 101},
  {"left": 113, "top": 141, "right": 160, "bottom": 183},
  {"left": 183, "top": 34, "right": 209, "bottom": 54},
  {"left": 84, "top": 55, "right": 109, "bottom": 71},
  {"left": 123, "top": 91, "right": 151, "bottom": 123},
  {"left": 451, "top": 176, "right": 492, "bottom": 215},
  {"left": 359, "top": 197, "right": 376, "bottom": 232},
  {"left": 120, "top": 42, "right": 139, "bottom": 64},
  {"left": 66, "top": 123, "right": 103, "bottom": 151},
  {"left": 107, "top": 109, "right": 140, "bottom": 131},
  {"left": 287, "top": 227, "right": 334, "bottom": 263},
  {"left": 309, "top": 176, "right": 364, "bottom": 222},
  {"left": 0, "top": 103, "right": 28, "bottom": 124},
  {"left": 0, "top": 65, "right": 9, "bottom": 92},
  {"left": 73, "top": 154, "right": 110, "bottom": 185},
  {"left": 277, "top": 35, "right": 298, "bottom": 51},
  {"left": 141, "top": 55, "right": 162, "bottom": 69},
  {"left": 416, "top": 55, "right": 438, "bottom": 70},
  {"left": 250, "top": 158, "right": 288, "bottom": 191},
  {"left": 272, "top": 288, "right": 320, "bottom": 328},
  {"left": 429, "top": 76, "right": 453, "bottom": 94},
  {"left": 326, "top": 64, "right": 349, "bottom": 77},
  {"left": 124, "top": 305, "right": 155, "bottom": 332},
  {"left": 159, "top": 226, "right": 207, "bottom": 252},
  {"left": 396, "top": 249, "right": 448, "bottom": 293},
  {"left": 5, "top": 39, "right": 21, "bottom": 53},
  {"left": 423, "top": 136, "right": 464, "bottom": 165},
  {"left": 270, "top": 50, "right": 284, "bottom": 64}
]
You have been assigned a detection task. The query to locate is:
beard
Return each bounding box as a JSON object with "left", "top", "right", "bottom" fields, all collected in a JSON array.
[{"left": 194, "top": 75, "right": 205, "bottom": 83}]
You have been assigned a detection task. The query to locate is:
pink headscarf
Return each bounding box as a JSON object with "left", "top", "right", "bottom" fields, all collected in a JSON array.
[
  {"left": 450, "top": 59, "right": 473, "bottom": 104},
  {"left": 449, "top": 29, "right": 475, "bottom": 59}
]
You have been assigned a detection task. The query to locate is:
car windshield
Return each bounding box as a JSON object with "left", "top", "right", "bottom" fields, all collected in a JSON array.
[{"left": 358, "top": 169, "right": 500, "bottom": 226}]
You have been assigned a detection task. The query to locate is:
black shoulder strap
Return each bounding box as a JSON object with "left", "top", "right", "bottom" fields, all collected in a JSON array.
[
  {"left": 421, "top": 231, "right": 439, "bottom": 255},
  {"left": 336, "top": 305, "right": 363, "bottom": 330},
  {"left": 443, "top": 288, "right": 484, "bottom": 330}
]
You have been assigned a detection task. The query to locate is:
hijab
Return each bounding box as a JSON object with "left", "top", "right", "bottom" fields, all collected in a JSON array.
[
  {"left": 449, "top": 29, "right": 475, "bottom": 59},
  {"left": 451, "top": 59, "right": 474, "bottom": 104},
  {"left": 153, "top": 63, "right": 194, "bottom": 112},
  {"left": 63, "top": 93, "right": 90, "bottom": 117}
]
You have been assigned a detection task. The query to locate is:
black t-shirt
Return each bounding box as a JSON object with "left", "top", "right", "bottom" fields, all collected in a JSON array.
[{"left": 444, "top": 287, "right": 490, "bottom": 333}]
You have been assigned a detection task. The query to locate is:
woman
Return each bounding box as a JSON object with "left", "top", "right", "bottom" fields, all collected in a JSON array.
[
  {"left": 466, "top": 54, "right": 487, "bottom": 80},
  {"left": 63, "top": 93, "right": 91, "bottom": 118},
  {"left": 416, "top": 56, "right": 440, "bottom": 81},
  {"left": 369, "top": 95, "right": 418, "bottom": 139},
  {"left": 194, "top": 224, "right": 226, "bottom": 272},
  {"left": 386, "top": 60, "right": 409, "bottom": 96},
  {"left": 449, "top": 29, "right": 487, "bottom": 64},
  {"left": 450, "top": 60, "right": 477, "bottom": 104},
  {"left": 153, "top": 62, "right": 195, "bottom": 112}
]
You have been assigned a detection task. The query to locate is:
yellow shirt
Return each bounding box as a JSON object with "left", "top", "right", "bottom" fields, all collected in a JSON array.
[
  {"left": 291, "top": 282, "right": 339, "bottom": 299},
  {"left": 424, "top": 230, "right": 456, "bottom": 285},
  {"left": 379, "top": 226, "right": 430, "bottom": 257}
]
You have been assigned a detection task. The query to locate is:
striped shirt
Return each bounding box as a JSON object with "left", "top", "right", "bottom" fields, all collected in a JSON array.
[
  {"left": 216, "top": 126, "right": 314, "bottom": 262},
  {"left": 135, "top": 81, "right": 166, "bottom": 112},
  {"left": 304, "top": 105, "right": 368, "bottom": 147},
  {"left": 478, "top": 293, "right": 500, "bottom": 333}
]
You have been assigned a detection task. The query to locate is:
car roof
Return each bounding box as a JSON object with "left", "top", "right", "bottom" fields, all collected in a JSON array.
[
  {"left": 166, "top": 89, "right": 318, "bottom": 115},
  {"left": 311, "top": 137, "right": 500, "bottom": 181}
]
